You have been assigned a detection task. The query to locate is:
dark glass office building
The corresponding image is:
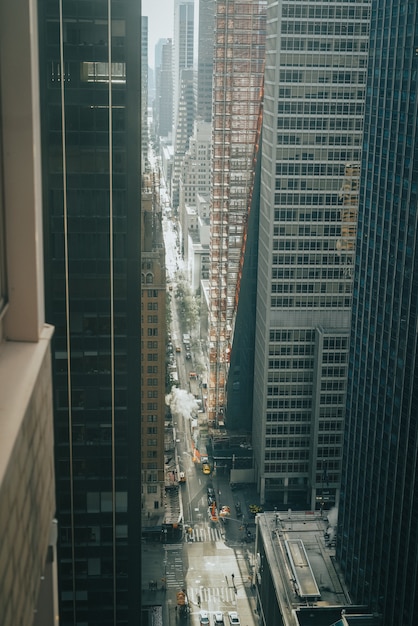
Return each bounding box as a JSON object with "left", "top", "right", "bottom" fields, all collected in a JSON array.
[
  {"left": 337, "top": 1, "right": 418, "bottom": 624},
  {"left": 38, "top": 2, "right": 142, "bottom": 624}
]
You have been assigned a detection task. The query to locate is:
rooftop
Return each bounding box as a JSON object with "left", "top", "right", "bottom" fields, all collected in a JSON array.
[{"left": 256, "top": 511, "right": 381, "bottom": 626}]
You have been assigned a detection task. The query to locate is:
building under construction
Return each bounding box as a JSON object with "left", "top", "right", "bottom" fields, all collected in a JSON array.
[{"left": 208, "top": 0, "right": 267, "bottom": 424}]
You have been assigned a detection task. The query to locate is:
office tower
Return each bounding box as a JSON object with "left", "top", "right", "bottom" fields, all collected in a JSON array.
[
  {"left": 337, "top": 1, "right": 418, "bottom": 623},
  {"left": 172, "top": 0, "right": 194, "bottom": 210},
  {"left": 142, "top": 16, "right": 149, "bottom": 172},
  {"left": 155, "top": 39, "right": 173, "bottom": 140},
  {"left": 252, "top": 0, "right": 370, "bottom": 508},
  {"left": 208, "top": 0, "right": 267, "bottom": 424},
  {"left": 172, "top": 0, "right": 194, "bottom": 134},
  {"left": 196, "top": 0, "right": 215, "bottom": 123},
  {"left": 179, "top": 120, "right": 212, "bottom": 264},
  {"left": 0, "top": 3, "right": 57, "bottom": 625},
  {"left": 172, "top": 68, "right": 195, "bottom": 212},
  {"left": 38, "top": 2, "right": 142, "bottom": 624},
  {"left": 140, "top": 174, "right": 167, "bottom": 519}
]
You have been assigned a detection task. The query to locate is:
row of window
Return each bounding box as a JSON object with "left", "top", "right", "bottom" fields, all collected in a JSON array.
[
  {"left": 271, "top": 296, "right": 351, "bottom": 308},
  {"left": 278, "top": 87, "right": 365, "bottom": 101},
  {"left": 265, "top": 450, "right": 310, "bottom": 460},
  {"left": 264, "top": 463, "right": 309, "bottom": 474},
  {"left": 275, "top": 162, "right": 349, "bottom": 175},
  {"left": 269, "top": 344, "right": 314, "bottom": 355},
  {"left": 269, "top": 329, "right": 315, "bottom": 342},
  {"left": 266, "top": 412, "right": 311, "bottom": 422},
  {"left": 282, "top": 5, "right": 369, "bottom": 19},
  {"left": 272, "top": 240, "right": 346, "bottom": 252},
  {"left": 276, "top": 134, "right": 361, "bottom": 148},
  {"left": 281, "top": 22, "right": 369, "bottom": 36},
  {"left": 272, "top": 253, "right": 348, "bottom": 266},
  {"left": 272, "top": 268, "right": 353, "bottom": 280},
  {"left": 277, "top": 116, "right": 363, "bottom": 131},
  {"left": 267, "top": 399, "right": 313, "bottom": 410},
  {"left": 280, "top": 38, "right": 368, "bottom": 53},
  {"left": 267, "top": 385, "right": 312, "bottom": 396},
  {"left": 268, "top": 372, "right": 313, "bottom": 383},
  {"left": 269, "top": 359, "right": 314, "bottom": 370}
]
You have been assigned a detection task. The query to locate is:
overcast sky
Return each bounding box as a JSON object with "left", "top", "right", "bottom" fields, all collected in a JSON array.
[
  {"left": 142, "top": 0, "right": 174, "bottom": 69},
  {"left": 142, "top": 0, "right": 199, "bottom": 70}
]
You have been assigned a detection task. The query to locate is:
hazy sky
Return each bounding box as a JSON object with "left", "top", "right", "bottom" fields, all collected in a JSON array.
[
  {"left": 142, "top": 0, "right": 174, "bottom": 69},
  {"left": 142, "top": 0, "right": 199, "bottom": 69}
]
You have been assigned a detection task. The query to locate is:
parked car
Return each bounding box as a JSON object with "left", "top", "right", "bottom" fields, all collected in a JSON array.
[
  {"left": 199, "top": 610, "right": 210, "bottom": 625},
  {"left": 207, "top": 486, "right": 216, "bottom": 506},
  {"left": 228, "top": 612, "right": 240, "bottom": 625},
  {"left": 213, "top": 611, "right": 224, "bottom": 625}
]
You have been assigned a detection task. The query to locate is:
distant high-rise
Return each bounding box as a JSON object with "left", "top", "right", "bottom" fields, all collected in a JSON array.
[
  {"left": 155, "top": 39, "right": 173, "bottom": 139},
  {"left": 252, "top": 0, "right": 370, "bottom": 508},
  {"left": 337, "top": 1, "right": 418, "bottom": 623},
  {"left": 172, "top": 0, "right": 194, "bottom": 210},
  {"left": 142, "top": 16, "right": 149, "bottom": 171},
  {"left": 208, "top": 0, "right": 267, "bottom": 424},
  {"left": 172, "top": 68, "right": 195, "bottom": 211},
  {"left": 172, "top": 0, "right": 194, "bottom": 138},
  {"left": 196, "top": 0, "right": 215, "bottom": 123},
  {"left": 38, "top": 1, "right": 142, "bottom": 624}
]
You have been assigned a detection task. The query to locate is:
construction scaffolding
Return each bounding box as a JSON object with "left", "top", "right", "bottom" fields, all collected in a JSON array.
[{"left": 208, "top": 0, "right": 267, "bottom": 423}]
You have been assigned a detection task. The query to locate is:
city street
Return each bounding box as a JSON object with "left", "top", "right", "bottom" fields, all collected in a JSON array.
[{"left": 144, "top": 197, "right": 259, "bottom": 626}]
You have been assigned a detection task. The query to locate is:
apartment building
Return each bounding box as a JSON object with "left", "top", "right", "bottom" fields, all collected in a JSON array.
[{"left": 141, "top": 175, "right": 167, "bottom": 518}]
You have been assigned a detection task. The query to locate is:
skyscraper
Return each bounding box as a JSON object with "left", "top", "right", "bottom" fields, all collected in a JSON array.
[
  {"left": 196, "top": 0, "right": 215, "bottom": 124},
  {"left": 142, "top": 16, "right": 149, "bottom": 172},
  {"left": 172, "top": 0, "right": 194, "bottom": 135},
  {"left": 155, "top": 39, "right": 173, "bottom": 140},
  {"left": 0, "top": 2, "right": 57, "bottom": 624},
  {"left": 208, "top": 0, "right": 267, "bottom": 424},
  {"left": 172, "top": 0, "right": 195, "bottom": 211},
  {"left": 252, "top": 0, "right": 370, "bottom": 507},
  {"left": 337, "top": 1, "right": 418, "bottom": 623},
  {"left": 38, "top": 2, "right": 142, "bottom": 624}
]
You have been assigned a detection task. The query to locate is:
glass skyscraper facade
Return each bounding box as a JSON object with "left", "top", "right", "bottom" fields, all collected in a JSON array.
[
  {"left": 253, "top": 0, "right": 370, "bottom": 507},
  {"left": 38, "top": 1, "right": 142, "bottom": 624},
  {"left": 337, "top": 1, "right": 418, "bottom": 623}
]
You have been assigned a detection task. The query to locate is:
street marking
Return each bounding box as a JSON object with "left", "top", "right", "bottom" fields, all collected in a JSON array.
[{"left": 188, "top": 586, "right": 237, "bottom": 605}]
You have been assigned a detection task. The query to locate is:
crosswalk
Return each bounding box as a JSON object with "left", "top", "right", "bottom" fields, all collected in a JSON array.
[
  {"left": 188, "top": 586, "right": 237, "bottom": 606},
  {"left": 164, "top": 545, "right": 186, "bottom": 589},
  {"left": 186, "top": 525, "right": 223, "bottom": 543}
]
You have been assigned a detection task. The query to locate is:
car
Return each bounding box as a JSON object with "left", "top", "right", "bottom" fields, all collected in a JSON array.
[
  {"left": 228, "top": 612, "right": 240, "bottom": 625},
  {"left": 186, "top": 352, "right": 191, "bottom": 360},
  {"left": 179, "top": 472, "right": 186, "bottom": 483},
  {"left": 199, "top": 610, "right": 210, "bottom": 625},
  {"left": 213, "top": 611, "right": 224, "bottom": 625},
  {"left": 202, "top": 463, "right": 211, "bottom": 475},
  {"left": 175, "top": 346, "right": 181, "bottom": 352}
]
